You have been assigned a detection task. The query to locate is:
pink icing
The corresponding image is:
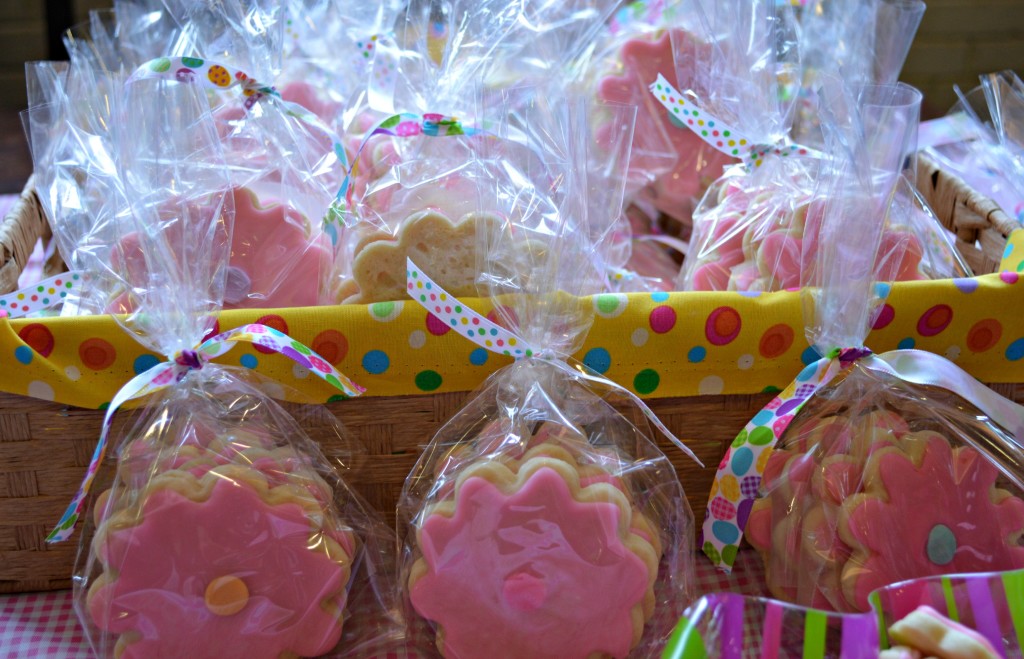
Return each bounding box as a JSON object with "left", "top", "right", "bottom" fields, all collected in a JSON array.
[
  {"left": 279, "top": 81, "right": 344, "bottom": 128},
  {"left": 758, "top": 231, "right": 802, "bottom": 290},
  {"left": 598, "top": 30, "right": 735, "bottom": 212},
  {"left": 410, "top": 467, "right": 651, "bottom": 659},
  {"left": 845, "top": 436, "right": 1024, "bottom": 611},
  {"left": 89, "top": 478, "right": 347, "bottom": 658}
]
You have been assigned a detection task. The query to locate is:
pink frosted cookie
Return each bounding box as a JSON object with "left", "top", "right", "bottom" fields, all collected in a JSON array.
[
  {"left": 598, "top": 30, "right": 735, "bottom": 214},
  {"left": 840, "top": 432, "right": 1024, "bottom": 611},
  {"left": 409, "top": 453, "right": 660, "bottom": 658},
  {"left": 87, "top": 465, "right": 354, "bottom": 659}
]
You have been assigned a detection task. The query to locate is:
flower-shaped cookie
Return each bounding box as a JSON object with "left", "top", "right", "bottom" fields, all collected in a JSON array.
[
  {"left": 841, "top": 432, "right": 1024, "bottom": 611},
  {"left": 598, "top": 30, "right": 735, "bottom": 212},
  {"left": 108, "top": 187, "right": 330, "bottom": 313},
  {"left": 409, "top": 455, "right": 658, "bottom": 659},
  {"left": 88, "top": 465, "right": 352, "bottom": 658}
]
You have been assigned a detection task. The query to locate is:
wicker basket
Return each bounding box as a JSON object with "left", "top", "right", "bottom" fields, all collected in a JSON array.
[{"left": 0, "top": 156, "right": 1018, "bottom": 593}]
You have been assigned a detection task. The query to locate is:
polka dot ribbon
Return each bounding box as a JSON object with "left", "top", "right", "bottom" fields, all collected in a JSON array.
[
  {"left": 0, "top": 272, "right": 86, "bottom": 319},
  {"left": 327, "top": 112, "right": 482, "bottom": 234},
  {"left": 46, "top": 322, "right": 365, "bottom": 543},
  {"left": 132, "top": 56, "right": 281, "bottom": 109},
  {"left": 406, "top": 258, "right": 702, "bottom": 465},
  {"left": 703, "top": 347, "right": 1024, "bottom": 573},
  {"left": 649, "top": 74, "right": 822, "bottom": 171}
]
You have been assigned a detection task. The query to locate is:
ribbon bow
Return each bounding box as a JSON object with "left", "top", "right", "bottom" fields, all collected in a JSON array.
[
  {"left": 650, "top": 74, "right": 822, "bottom": 171},
  {"left": 406, "top": 258, "right": 702, "bottom": 466},
  {"left": 47, "top": 322, "right": 365, "bottom": 543},
  {"left": 702, "top": 345, "right": 1024, "bottom": 572}
]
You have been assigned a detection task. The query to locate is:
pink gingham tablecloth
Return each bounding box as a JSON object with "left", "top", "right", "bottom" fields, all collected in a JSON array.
[{"left": 0, "top": 551, "right": 767, "bottom": 658}]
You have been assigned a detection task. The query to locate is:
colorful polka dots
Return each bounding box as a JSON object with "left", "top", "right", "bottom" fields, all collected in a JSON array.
[
  {"left": 362, "top": 349, "right": 390, "bottom": 374},
  {"left": 593, "top": 293, "right": 627, "bottom": 318},
  {"left": 370, "top": 301, "right": 403, "bottom": 322},
  {"left": 688, "top": 346, "right": 707, "bottom": 363},
  {"left": 469, "top": 348, "right": 488, "bottom": 366},
  {"left": 758, "top": 324, "right": 793, "bottom": 359},
  {"left": 648, "top": 306, "right": 676, "bottom": 334},
  {"left": 1006, "top": 338, "right": 1024, "bottom": 362},
  {"left": 133, "top": 354, "right": 161, "bottom": 375},
  {"left": 1001, "top": 271, "right": 1019, "bottom": 285},
  {"left": 800, "top": 346, "right": 821, "bottom": 366},
  {"left": 415, "top": 370, "right": 442, "bottom": 391},
  {"left": 239, "top": 354, "right": 258, "bottom": 369},
  {"left": 917, "top": 304, "right": 952, "bottom": 337},
  {"left": 254, "top": 315, "right": 288, "bottom": 354},
  {"left": 311, "top": 330, "right": 348, "bottom": 365},
  {"left": 79, "top": 338, "right": 116, "bottom": 371},
  {"left": 699, "top": 375, "right": 724, "bottom": 395},
  {"left": 706, "top": 306, "right": 741, "bottom": 345},
  {"left": 967, "top": 319, "right": 1002, "bottom": 353},
  {"left": 633, "top": 368, "right": 659, "bottom": 395},
  {"left": 582, "top": 347, "right": 611, "bottom": 374},
  {"left": 27, "top": 380, "right": 54, "bottom": 401},
  {"left": 18, "top": 324, "right": 54, "bottom": 357},
  {"left": 953, "top": 278, "right": 979, "bottom": 294},
  {"left": 425, "top": 313, "right": 450, "bottom": 336},
  {"left": 14, "top": 345, "right": 32, "bottom": 365},
  {"left": 898, "top": 337, "right": 916, "bottom": 350},
  {"left": 630, "top": 328, "right": 648, "bottom": 347},
  {"left": 408, "top": 330, "right": 427, "bottom": 349}
]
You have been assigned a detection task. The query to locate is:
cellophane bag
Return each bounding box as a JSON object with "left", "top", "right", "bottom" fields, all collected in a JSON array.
[
  {"left": 583, "top": 0, "right": 735, "bottom": 221},
  {"left": 110, "top": 0, "right": 344, "bottom": 310},
  {"left": 397, "top": 92, "right": 695, "bottom": 658},
  {"left": 69, "top": 72, "right": 401, "bottom": 658},
  {"left": 670, "top": 0, "right": 813, "bottom": 292},
  {"left": 744, "top": 80, "right": 1024, "bottom": 614},
  {"left": 924, "top": 70, "right": 1024, "bottom": 223}
]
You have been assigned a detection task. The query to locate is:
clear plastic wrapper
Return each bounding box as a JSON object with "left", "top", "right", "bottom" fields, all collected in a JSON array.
[
  {"left": 924, "top": 70, "right": 1024, "bottom": 223},
  {"left": 61, "top": 75, "right": 401, "bottom": 658},
  {"left": 666, "top": 569, "right": 1024, "bottom": 657},
  {"left": 738, "top": 80, "right": 1024, "bottom": 614},
  {"left": 398, "top": 92, "right": 694, "bottom": 658}
]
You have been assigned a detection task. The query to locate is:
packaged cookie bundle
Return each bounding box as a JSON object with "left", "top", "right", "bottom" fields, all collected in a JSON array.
[
  {"left": 45, "top": 71, "right": 398, "bottom": 658},
  {"left": 398, "top": 92, "right": 696, "bottom": 658},
  {"left": 701, "top": 79, "right": 1024, "bottom": 614}
]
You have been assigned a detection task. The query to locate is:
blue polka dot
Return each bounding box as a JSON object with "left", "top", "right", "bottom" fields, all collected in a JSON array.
[
  {"left": 133, "top": 354, "right": 160, "bottom": 375},
  {"left": 582, "top": 347, "right": 611, "bottom": 374},
  {"left": 240, "top": 354, "right": 258, "bottom": 369},
  {"left": 731, "top": 446, "right": 754, "bottom": 475},
  {"left": 1007, "top": 338, "right": 1024, "bottom": 361},
  {"left": 898, "top": 337, "right": 916, "bottom": 350},
  {"left": 651, "top": 291, "right": 669, "bottom": 302},
  {"left": 688, "top": 346, "right": 707, "bottom": 363},
  {"left": 362, "top": 349, "right": 390, "bottom": 374},
  {"left": 14, "top": 346, "right": 32, "bottom": 365},
  {"left": 469, "top": 348, "right": 489, "bottom": 366},
  {"left": 1005, "top": 243, "right": 1015, "bottom": 259},
  {"left": 751, "top": 410, "right": 774, "bottom": 426},
  {"left": 796, "top": 362, "right": 819, "bottom": 382},
  {"left": 800, "top": 346, "right": 821, "bottom": 365},
  {"left": 875, "top": 282, "right": 891, "bottom": 299},
  {"left": 711, "top": 520, "right": 740, "bottom": 545}
]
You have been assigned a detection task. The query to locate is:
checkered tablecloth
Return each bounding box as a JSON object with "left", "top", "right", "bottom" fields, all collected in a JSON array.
[{"left": 0, "top": 551, "right": 767, "bottom": 658}]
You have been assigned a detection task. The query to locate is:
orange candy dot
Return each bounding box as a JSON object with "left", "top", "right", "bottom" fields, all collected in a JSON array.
[
  {"left": 204, "top": 575, "right": 249, "bottom": 616},
  {"left": 79, "top": 338, "right": 117, "bottom": 370},
  {"left": 706, "top": 306, "right": 742, "bottom": 346},
  {"left": 759, "top": 324, "right": 794, "bottom": 359},
  {"left": 967, "top": 318, "right": 1003, "bottom": 353},
  {"left": 312, "top": 329, "right": 348, "bottom": 365},
  {"left": 18, "top": 323, "right": 55, "bottom": 357}
]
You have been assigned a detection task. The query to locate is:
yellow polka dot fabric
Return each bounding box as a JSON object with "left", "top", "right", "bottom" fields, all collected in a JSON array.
[{"left": 4, "top": 231, "right": 1024, "bottom": 409}]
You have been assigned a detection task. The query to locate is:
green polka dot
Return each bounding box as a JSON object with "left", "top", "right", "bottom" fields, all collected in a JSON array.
[
  {"left": 927, "top": 524, "right": 956, "bottom": 565},
  {"left": 721, "top": 544, "right": 738, "bottom": 566},
  {"left": 761, "top": 385, "right": 782, "bottom": 394},
  {"left": 731, "top": 429, "right": 749, "bottom": 448},
  {"left": 1017, "top": 260, "right": 1024, "bottom": 273},
  {"left": 327, "top": 394, "right": 348, "bottom": 403},
  {"left": 748, "top": 426, "right": 774, "bottom": 446},
  {"left": 65, "top": 282, "right": 73, "bottom": 288},
  {"left": 370, "top": 301, "right": 395, "bottom": 318},
  {"left": 596, "top": 294, "right": 620, "bottom": 314},
  {"left": 633, "top": 369, "right": 660, "bottom": 395},
  {"left": 703, "top": 541, "right": 720, "bottom": 565},
  {"left": 290, "top": 340, "right": 311, "bottom": 355},
  {"left": 149, "top": 57, "right": 171, "bottom": 72},
  {"left": 36, "top": 286, "right": 43, "bottom": 292},
  {"left": 415, "top": 370, "right": 442, "bottom": 391},
  {"left": 325, "top": 374, "right": 342, "bottom": 389},
  {"left": 181, "top": 57, "right": 204, "bottom": 67},
  {"left": 58, "top": 513, "right": 79, "bottom": 531},
  {"left": 98, "top": 402, "right": 110, "bottom": 410}
]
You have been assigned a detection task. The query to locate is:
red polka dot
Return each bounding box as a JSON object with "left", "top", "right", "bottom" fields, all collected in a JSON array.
[
  {"left": 649, "top": 306, "right": 676, "bottom": 334},
  {"left": 966, "top": 319, "right": 1002, "bottom": 353},
  {"left": 311, "top": 329, "right": 347, "bottom": 365},
  {"left": 916, "top": 304, "right": 952, "bottom": 337},
  {"left": 873, "top": 304, "right": 895, "bottom": 330},
  {"left": 18, "top": 323, "right": 54, "bottom": 357},
  {"left": 706, "top": 307, "right": 742, "bottom": 346},
  {"left": 79, "top": 338, "right": 116, "bottom": 370},
  {"left": 758, "top": 324, "right": 794, "bottom": 359},
  {"left": 426, "top": 312, "right": 450, "bottom": 336},
  {"left": 202, "top": 319, "right": 221, "bottom": 342},
  {"left": 254, "top": 315, "right": 288, "bottom": 353}
]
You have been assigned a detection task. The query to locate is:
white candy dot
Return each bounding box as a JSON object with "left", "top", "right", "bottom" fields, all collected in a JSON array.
[
  {"left": 737, "top": 354, "right": 754, "bottom": 370},
  {"left": 409, "top": 330, "right": 426, "bottom": 349},
  {"left": 64, "top": 365, "right": 81, "bottom": 381},
  {"left": 292, "top": 364, "right": 310, "bottom": 379},
  {"left": 945, "top": 345, "right": 961, "bottom": 361},
  {"left": 259, "top": 381, "right": 285, "bottom": 400},
  {"left": 631, "top": 328, "right": 649, "bottom": 347},
  {"left": 28, "top": 380, "right": 55, "bottom": 401},
  {"left": 699, "top": 375, "right": 724, "bottom": 395}
]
